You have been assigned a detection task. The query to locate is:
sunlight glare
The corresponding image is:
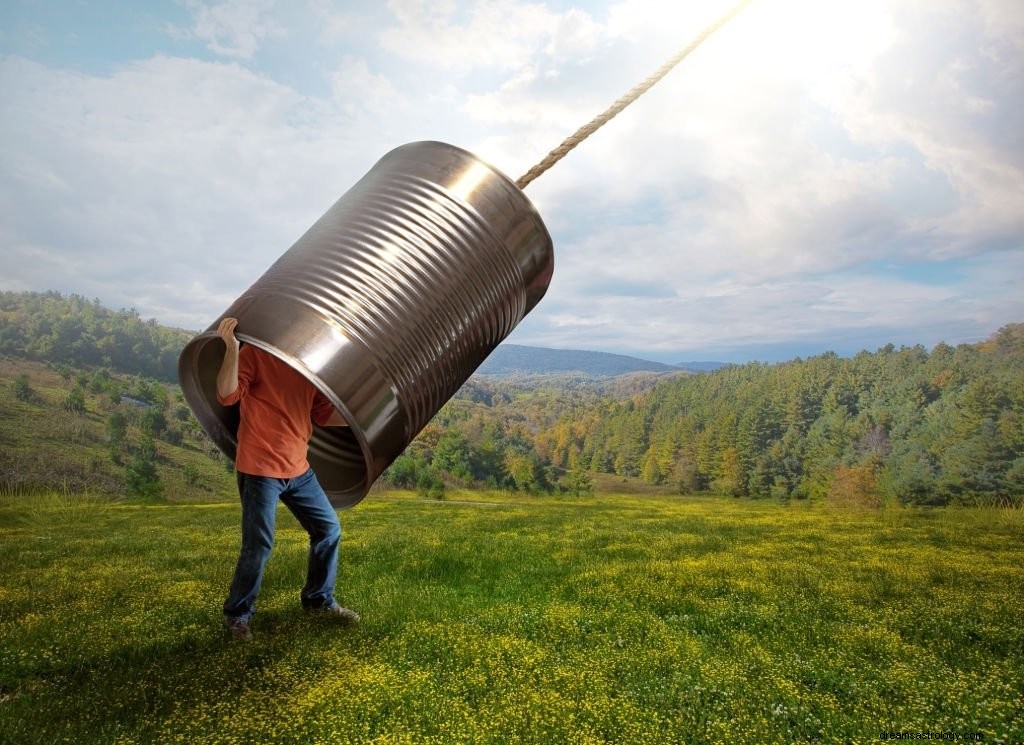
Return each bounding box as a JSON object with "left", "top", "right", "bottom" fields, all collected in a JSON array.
[
  {"left": 643, "top": 0, "right": 895, "bottom": 83},
  {"left": 728, "top": 0, "right": 894, "bottom": 78}
]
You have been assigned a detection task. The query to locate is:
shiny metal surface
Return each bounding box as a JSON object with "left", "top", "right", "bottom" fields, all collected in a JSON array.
[{"left": 178, "top": 141, "right": 554, "bottom": 508}]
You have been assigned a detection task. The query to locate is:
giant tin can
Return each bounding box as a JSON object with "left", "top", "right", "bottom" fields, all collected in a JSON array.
[{"left": 178, "top": 141, "right": 554, "bottom": 508}]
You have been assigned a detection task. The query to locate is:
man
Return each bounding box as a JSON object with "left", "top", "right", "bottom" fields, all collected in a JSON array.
[{"left": 216, "top": 316, "right": 359, "bottom": 641}]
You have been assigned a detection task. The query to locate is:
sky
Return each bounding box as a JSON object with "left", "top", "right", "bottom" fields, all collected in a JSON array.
[{"left": 1, "top": 0, "right": 1022, "bottom": 364}]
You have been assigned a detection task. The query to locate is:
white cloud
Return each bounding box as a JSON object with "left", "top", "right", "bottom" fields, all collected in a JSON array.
[
  {"left": 515, "top": 245, "right": 1021, "bottom": 359},
  {"left": 307, "top": 1, "right": 366, "bottom": 44},
  {"left": 500, "top": 0, "right": 1022, "bottom": 344},
  {"left": 0, "top": 54, "right": 388, "bottom": 328},
  {"left": 816, "top": 0, "right": 1024, "bottom": 256},
  {"left": 179, "top": 0, "right": 284, "bottom": 59},
  {"left": 330, "top": 55, "right": 403, "bottom": 116},
  {"left": 380, "top": 0, "right": 601, "bottom": 73}
]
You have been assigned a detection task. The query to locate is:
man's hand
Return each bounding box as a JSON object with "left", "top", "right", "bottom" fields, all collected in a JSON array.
[{"left": 217, "top": 317, "right": 240, "bottom": 351}]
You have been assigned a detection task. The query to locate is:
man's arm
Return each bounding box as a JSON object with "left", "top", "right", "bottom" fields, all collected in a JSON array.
[{"left": 216, "top": 317, "right": 241, "bottom": 399}]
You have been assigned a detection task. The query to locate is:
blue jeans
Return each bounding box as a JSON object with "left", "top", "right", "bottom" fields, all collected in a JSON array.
[{"left": 223, "top": 469, "right": 341, "bottom": 621}]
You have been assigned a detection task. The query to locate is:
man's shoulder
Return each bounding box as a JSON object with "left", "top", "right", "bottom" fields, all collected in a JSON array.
[
  {"left": 241, "top": 345, "right": 276, "bottom": 366},
  {"left": 238, "top": 345, "right": 275, "bottom": 379},
  {"left": 244, "top": 346, "right": 309, "bottom": 386}
]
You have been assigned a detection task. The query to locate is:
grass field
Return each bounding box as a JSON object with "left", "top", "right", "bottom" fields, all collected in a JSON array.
[{"left": 1, "top": 490, "right": 1022, "bottom": 744}]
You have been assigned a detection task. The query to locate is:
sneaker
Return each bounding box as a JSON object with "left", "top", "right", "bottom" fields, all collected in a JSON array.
[
  {"left": 307, "top": 603, "right": 360, "bottom": 625},
  {"left": 223, "top": 616, "right": 253, "bottom": 642}
]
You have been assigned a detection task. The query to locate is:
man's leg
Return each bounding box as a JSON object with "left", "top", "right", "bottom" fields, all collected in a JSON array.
[
  {"left": 280, "top": 468, "right": 340, "bottom": 610},
  {"left": 223, "top": 472, "right": 281, "bottom": 622}
]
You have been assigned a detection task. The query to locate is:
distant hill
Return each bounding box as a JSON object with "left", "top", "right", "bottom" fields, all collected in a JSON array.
[
  {"left": 673, "top": 360, "right": 729, "bottom": 373},
  {"left": 476, "top": 344, "right": 683, "bottom": 378}
]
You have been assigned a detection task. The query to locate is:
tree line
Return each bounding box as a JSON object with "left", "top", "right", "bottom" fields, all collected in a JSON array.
[
  {"left": 381, "top": 325, "right": 1024, "bottom": 506},
  {"left": 0, "top": 290, "right": 192, "bottom": 381},
  {"left": 535, "top": 325, "right": 1024, "bottom": 506},
  {"left": 2, "top": 290, "right": 1020, "bottom": 505}
]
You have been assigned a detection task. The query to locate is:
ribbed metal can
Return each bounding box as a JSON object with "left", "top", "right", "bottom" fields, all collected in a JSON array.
[{"left": 178, "top": 141, "right": 554, "bottom": 508}]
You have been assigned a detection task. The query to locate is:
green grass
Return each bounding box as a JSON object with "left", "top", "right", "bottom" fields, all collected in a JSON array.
[{"left": 1, "top": 490, "right": 1022, "bottom": 744}]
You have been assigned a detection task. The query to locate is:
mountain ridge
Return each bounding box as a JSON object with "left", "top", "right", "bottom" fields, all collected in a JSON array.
[{"left": 477, "top": 343, "right": 724, "bottom": 378}]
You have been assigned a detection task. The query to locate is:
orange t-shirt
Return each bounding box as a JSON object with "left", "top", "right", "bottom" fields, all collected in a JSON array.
[{"left": 217, "top": 346, "right": 335, "bottom": 478}]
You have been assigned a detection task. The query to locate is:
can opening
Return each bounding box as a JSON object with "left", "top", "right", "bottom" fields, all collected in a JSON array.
[{"left": 178, "top": 333, "right": 369, "bottom": 508}]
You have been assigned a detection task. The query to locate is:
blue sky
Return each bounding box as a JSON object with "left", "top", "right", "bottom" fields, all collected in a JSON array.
[{"left": 1, "top": 0, "right": 1021, "bottom": 364}]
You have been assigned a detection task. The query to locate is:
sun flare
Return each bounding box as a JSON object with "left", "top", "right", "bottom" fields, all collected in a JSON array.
[{"left": 641, "top": 0, "right": 895, "bottom": 82}]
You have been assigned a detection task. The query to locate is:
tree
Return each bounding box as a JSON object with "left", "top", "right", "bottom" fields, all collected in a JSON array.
[
  {"left": 63, "top": 386, "right": 86, "bottom": 414},
  {"left": 563, "top": 453, "right": 594, "bottom": 497},
  {"left": 106, "top": 411, "right": 128, "bottom": 446},
  {"left": 12, "top": 373, "right": 35, "bottom": 403},
  {"left": 673, "top": 451, "right": 702, "bottom": 494},
  {"left": 712, "top": 447, "right": 743, "bottom": 496},
  {"left": 505, "top": 452, "right": 548, "bottom": 493},
  {"left": 416, "top": 469, "right": 445, "bottom": 499},
  {"left": 88, "top": 367, "right": 114, "bottom": 395},
  {"left": 125, "top": 435, "right": 162, "bottom": 499},
  {"left": 432, "top": 431, "right": 472, "bottom": 482},
  {"left": 139, "top": 407, "right": 168, "bottom": 439},
  {"left": 1003, "top": 458, "right": 1024, "bottom": 506},
  {"left": 881, "top": 443, "right": 938, "bottom": 505},
  {"left": 935, "top": 420, "right": 1011, "bottom": 505},
  {"left": 641, "top": 447, "right": 663, "bottom": 484},
  {"left": 183, "top": 464, "right": 201, "bottom": 487},
  {"left": 828, "top": 463, "right": 881, "bottom": 508},
  {"left": 384, "top": 452, "right": 423, "bottom": 489}
]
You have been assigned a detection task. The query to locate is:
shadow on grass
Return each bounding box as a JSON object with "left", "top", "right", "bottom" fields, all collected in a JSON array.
[{"left": 1, "top": 606, "right": 368, "bottom": 744}]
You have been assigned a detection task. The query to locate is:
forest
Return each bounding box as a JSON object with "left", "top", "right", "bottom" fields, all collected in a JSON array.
[
  {"left": 0, "top": 290, "right": 191, "bottom": 380},
  {"left": 565, "top": 329, "right": 1024, "bottom": 506},
  {"left": 1, "top": 290, "right": 1021, "bottom": 506}
]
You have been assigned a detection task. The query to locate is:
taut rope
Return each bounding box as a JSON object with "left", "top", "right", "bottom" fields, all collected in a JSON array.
[{"left": 515, "top": 0, "right": 753, "bottom": 190}]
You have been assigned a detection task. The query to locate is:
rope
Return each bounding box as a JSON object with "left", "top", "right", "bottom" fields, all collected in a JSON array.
[{"left": 515, "top": 0, "right": 754, "bottom": 190}]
